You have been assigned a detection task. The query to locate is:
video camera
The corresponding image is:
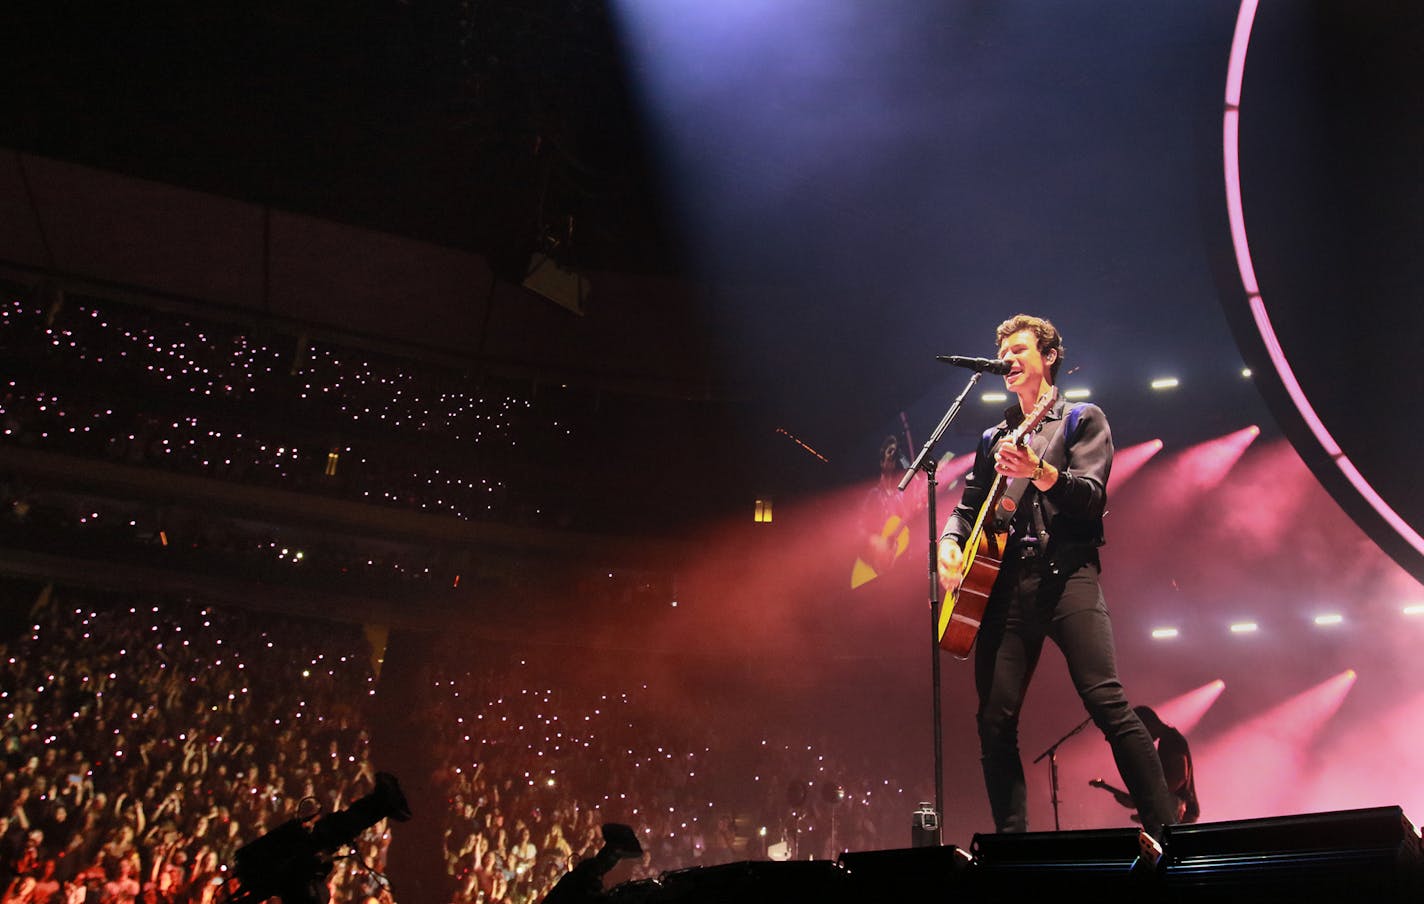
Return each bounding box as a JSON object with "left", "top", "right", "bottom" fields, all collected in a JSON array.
[{"left": 230, "top": 772, "right": 412, "bottom": 904}]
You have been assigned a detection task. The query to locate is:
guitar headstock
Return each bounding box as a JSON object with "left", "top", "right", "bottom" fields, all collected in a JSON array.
[{"left": 1008, "top": 385, "right": 1059, "bottom": 446}]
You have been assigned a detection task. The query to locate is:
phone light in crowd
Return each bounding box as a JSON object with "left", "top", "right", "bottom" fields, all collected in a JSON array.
[
  {"left": 1150, "top": 377, "right": 1180, "bottom": 390},
  {"left": 1150, "top": 627, "right": 1179, "bottom": 640},
  {"left": 1241, "top": 367, "right": 1253, "bottom": 378},
  {"left": 981, "top": 392, "right": 1008, "bottom": 403},
  {"left": 1313, "top": 613, "right": 1344, "bottom": 627},
  {"left": 1063, "top": 388, "right": 1092, "bottom": 400},
  {"left": 1229, "top": 621, "right": 1258, "bottom": 634}
]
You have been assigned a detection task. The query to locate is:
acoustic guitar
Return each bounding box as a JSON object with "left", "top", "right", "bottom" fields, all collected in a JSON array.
[{"left": 937, "top": 387, "right": 1058, "bottom": 658}]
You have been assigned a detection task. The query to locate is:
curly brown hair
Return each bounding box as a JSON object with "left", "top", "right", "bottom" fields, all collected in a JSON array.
[{"left": 995, "top": 314, "right": 1064, "bottom": 384}]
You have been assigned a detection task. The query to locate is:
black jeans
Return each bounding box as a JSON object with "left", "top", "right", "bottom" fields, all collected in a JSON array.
[{"left": 972, "top": 550, "right": 1177, "bottom": 834}]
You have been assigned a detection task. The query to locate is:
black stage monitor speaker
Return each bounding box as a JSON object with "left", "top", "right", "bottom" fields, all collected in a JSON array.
[
  {"left": 966, "top": 826, "right": 1157, "bottom": 901},
  {"left": 971, "top": 824, "right": 1143, "bottom": 867},
  {"left": 837, "top": 844, "right": 971, "bottom": 903},
  {"left": 1160, "top": 805, "right": 1423, "bottom": 902}
]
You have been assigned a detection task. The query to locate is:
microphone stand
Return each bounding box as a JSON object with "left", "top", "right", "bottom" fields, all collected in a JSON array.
[
  {"left": 897, "top": 368, "right": 985, "bottom": 841},
  {"left": 1033, "top": 715, "right": 1092, "bottom": 831}
]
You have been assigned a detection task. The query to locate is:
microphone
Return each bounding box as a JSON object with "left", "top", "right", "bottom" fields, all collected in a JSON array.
[{"left": 937, "top": 355, "right": 1013, "bottom": 375}]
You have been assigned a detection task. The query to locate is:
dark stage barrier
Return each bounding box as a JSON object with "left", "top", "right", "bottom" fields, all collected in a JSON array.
[{"left": 592, "top": 805, "right": 1422, "bottom": 904}]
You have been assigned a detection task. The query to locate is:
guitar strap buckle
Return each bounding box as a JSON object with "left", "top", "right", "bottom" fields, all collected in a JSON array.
[{"left": 990, "top": 494, "right": 1018, "bottom": 534}]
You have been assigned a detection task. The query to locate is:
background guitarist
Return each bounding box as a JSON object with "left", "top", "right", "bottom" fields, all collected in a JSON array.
[
  {"left": 1092, "top": 706, "right": 1200, "bottom": 825},
  {"left": 853, "top": 433, "right": 915, "bottom": 586},
  {"left": 1136, "top": 705, "right": 1199, "bottom": 824},
  {"left": 935, "top": 314, "right": 1179, "bottom": 843}
]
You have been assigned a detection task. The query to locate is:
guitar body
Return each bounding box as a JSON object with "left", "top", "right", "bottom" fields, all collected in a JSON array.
[{"left": 938, "top": 529, "right": 1007, "bottom": 659}]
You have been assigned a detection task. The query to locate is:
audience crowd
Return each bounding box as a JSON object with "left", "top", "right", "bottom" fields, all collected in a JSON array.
[
  {"left": 0, "top": 583, "right": 925, "bottom": 904},
  {"left": 0, "top": 286, "right": 717, "bottom": 537},
  {"left": 0, "top": 582, "right": 385, "bottom": 904},
  {"left": 0, "top": 284, "right": 720, "bottom": 610},
  {"left": 0, "top": 282, "right": 924, "bottom": 904}
]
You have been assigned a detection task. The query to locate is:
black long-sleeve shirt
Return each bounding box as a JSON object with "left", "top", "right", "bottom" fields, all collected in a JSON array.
[{"left": 940, "top": 398, "right": 1113, "bottom": 556}]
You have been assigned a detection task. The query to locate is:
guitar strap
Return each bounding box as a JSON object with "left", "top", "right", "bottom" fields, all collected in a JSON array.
[{"left": 990, "top": 413, "right": 1066, "bottom": 534}]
